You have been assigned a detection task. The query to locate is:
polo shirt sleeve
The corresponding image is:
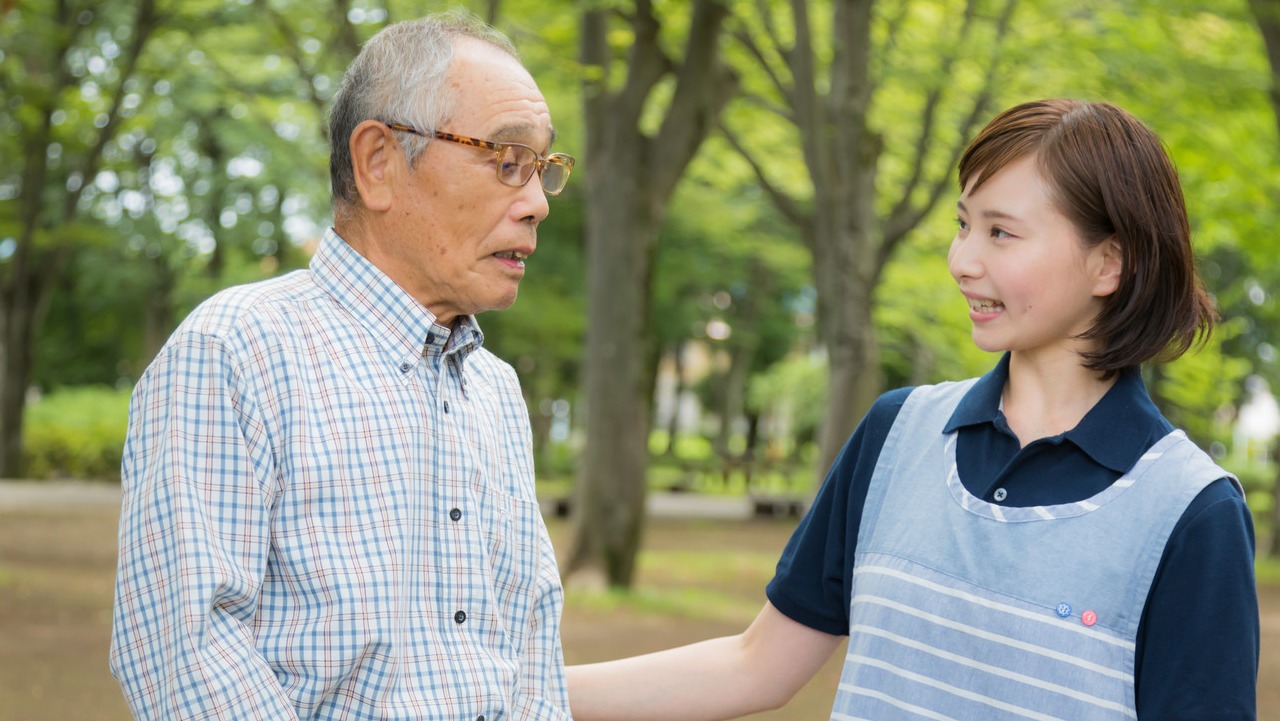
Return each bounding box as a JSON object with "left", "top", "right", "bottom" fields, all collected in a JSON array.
[
  {"left": 1135, "top": 478, "right": 1259, "bottom": 720},
  {"left": 765, "top": 387, "right": 913, "bottom": 636}
]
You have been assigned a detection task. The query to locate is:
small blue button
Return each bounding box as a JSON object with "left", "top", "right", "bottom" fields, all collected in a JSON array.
[{"left": 1055, "top": 602, "right": 1072, "bottom": 618}]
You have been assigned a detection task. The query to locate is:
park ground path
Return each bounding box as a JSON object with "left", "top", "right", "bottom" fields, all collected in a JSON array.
[{"left": 0, "top": 480, "right": 1276, "bottom": 719}]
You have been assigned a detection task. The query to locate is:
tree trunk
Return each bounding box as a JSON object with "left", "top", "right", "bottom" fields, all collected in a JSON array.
[
  {"left": 1250, "top": 0, "right": 1280, "bottom": 143},
  {"left": 567, "top": 166, "right": 661, "bottom": 588},
  {"left": 199, "top": 113, "right": 228, "bottom": 279},
  {"left": 142, "top": 257, "right": 177, "bottom": 368},
  {"left": 0, "top": 287, "right": 37, "bottom": 477},
  {"left": 812, "top": 0, "right": 881, "bottom": 475},
  {"left": 566, "top": 0, "right": 734, "bottom": 588},
  {"left": 815, "top": 286, "right": 881, "bottom": 475},
  {"left": 725, "top": 0, "right": 1012, "bottom": 476}
]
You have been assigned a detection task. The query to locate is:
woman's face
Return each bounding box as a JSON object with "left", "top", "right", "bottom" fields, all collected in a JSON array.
[{"left": 948, "top": 155, "right": 1121, "bottom": 364}]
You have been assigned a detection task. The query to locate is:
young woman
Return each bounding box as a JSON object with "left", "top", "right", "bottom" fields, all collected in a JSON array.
[{"left": 567, "top": 99, "right": 1259, "bottom": 721}]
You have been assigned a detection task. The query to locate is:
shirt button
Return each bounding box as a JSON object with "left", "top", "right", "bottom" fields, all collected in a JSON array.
[
  {"left": 399, "top": 362, "right": 412, "bottom": 373},
  {"left": 993, "top": 487, "right": 1008, "bottom": 502},
  {"left": 443, "top": 400, "right": 451, "bottom": 413},
  {"left": 454, "top": 610, "right": 467, "bottom": 624},
  {"left": 449, "top": 508, "right": 462, "bottom": 522}
]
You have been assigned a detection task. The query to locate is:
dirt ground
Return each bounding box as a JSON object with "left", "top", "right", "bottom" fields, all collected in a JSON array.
[{"left": 0, "top": 487, "right": 1274, "bottom": 720}]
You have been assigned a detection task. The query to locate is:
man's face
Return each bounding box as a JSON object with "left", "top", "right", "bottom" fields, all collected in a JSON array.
[{"left": 385, "top": 37, "right": 555, "bottom": 326}]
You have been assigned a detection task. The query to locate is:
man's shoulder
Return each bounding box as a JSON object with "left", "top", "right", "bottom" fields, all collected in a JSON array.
[
  {"left": 465, "top": 345, "right": 521, "bottom": 387},
  {"left": 179, "top": 270, "right": 318, "bottom": 340}
]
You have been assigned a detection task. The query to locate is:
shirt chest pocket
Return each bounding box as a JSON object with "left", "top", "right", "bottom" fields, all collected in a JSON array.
[{"left": 465, "top": 476, "right": 543, "bottom": 656}]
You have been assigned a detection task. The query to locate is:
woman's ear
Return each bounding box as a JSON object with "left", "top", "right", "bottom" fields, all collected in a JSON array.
[
  {"left": 349, "top": 120, "right": 399, "bottom": 213},
  {"left": 1092, "top": 237, "right": 1123, "bottom": 298}
]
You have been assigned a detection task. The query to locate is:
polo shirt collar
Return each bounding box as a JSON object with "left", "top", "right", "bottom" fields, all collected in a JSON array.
[
  {"left": 943, "top": 354, "right": 1009, "bottom": 433},
  {"left": 944, "top": 352, "right": 1167, "bottom": 474},
  {"left": 310, "top": 228, "right": 484, "bottom": 372}
]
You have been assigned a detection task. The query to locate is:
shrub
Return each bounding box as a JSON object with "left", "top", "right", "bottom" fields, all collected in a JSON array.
[{"left": 23, "top": 386, "right": 130, "bottom": 481}]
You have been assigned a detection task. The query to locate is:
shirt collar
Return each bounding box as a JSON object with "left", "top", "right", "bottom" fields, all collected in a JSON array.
[
  {"left": 311, "top": 228, "right": 485, "bottom": 372},
  {"left": 945, "top": 353, "right": 1168, "bottom": 473},
  {"left": 944, "top": 354, "right": 1009, "bottom": 432}
]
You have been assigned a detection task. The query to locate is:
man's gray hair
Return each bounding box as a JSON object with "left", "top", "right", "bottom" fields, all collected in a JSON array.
[{"left": 328, "top": 10, "right": 518, "bottom": 210}]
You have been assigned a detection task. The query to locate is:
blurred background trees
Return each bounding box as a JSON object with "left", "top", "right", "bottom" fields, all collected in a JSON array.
[{"left": 1, "top": 0, "right": 1278, "bottom": 584}]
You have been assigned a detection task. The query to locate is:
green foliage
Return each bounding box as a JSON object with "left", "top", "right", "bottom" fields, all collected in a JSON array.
[
  {"left": 23, "top": 386, "right": 130, "bottom": 481},
  {"left": 4, "top": 0, "right": 1279, "bottom": 489},
  {"left": 1151, "top": 319, "right": 1253, "bottom": 449},
  {"left": 876, "top": 226, "right": 1001, "bottom": 388},
  {"left": 649, "top": 431, "right": 715, "bottom": 460},
  {"left": 746, "top": 351, "right": 826, "bottom": 451},
  {"left": 1230, "top": 463, "right": 1277, "bottom": 497},
  {"left": 482, "top": 189, "right": 586, "bottom": 405},
  {"left": 1256, "top": 555, "right": 1280, "bottom": 586}
]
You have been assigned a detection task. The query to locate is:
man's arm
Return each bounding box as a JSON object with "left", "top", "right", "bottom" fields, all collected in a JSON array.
[
  {"left": 567, "top": 601, "right": 842, "bottom": 721},
  {"left": 512, "top": 519, "right": 573, "bottom": 719},
  {"left": 110, "top": 331, "right": 296, "bottom": 720}
]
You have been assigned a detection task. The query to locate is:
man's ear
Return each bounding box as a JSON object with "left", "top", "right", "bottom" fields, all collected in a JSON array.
[
  {"left": 1092, "top": 237, "right": 1123, "bottom": 298},
  {"left": 349, "top": 120, "right": 399, "bottom": 212}
]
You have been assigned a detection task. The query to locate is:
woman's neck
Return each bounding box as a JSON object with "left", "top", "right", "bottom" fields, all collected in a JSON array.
[{"left": 1001, "top": 351, "right": 1117, "bottom": 447}]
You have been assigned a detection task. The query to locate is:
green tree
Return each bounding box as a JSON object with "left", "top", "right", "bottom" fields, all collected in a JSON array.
[
  {"left": 567, "top": 0, "right": 739, "bottom": 588},
  {"left": 649, "top": 179, "right": 810, "bottom": 463},
  {"left": 0, "top": 0, "right": 163, "bottom": 475},
  {"left": 1244, "top": 0, "right": 1280, "bottom": 553},
  {"left": 720, "top": 0, "right": 1018, "bottom": 474}
]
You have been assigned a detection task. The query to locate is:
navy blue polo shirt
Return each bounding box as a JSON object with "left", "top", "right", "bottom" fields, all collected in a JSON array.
[{"left": 767, "top": 354, "right": 1259, "bottom": 720}]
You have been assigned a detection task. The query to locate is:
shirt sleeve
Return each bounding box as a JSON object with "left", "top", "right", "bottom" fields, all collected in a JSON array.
[
  {"left": 109, "top": 330, "right": 296, "bottom": 721},
  {"left": 766, "top": 388, "right": 912, "bottom": 635},
  {"left": 1135, "top": 478, "right": 1259, "bottom": 721},
  {"left": 512, "top": 516, "right": 572, "bottom": 719}
]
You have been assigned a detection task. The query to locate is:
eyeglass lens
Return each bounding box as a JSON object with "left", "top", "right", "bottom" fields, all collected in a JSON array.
[{"left": 498, "top": 146, "right": 571, "bottom": 195}]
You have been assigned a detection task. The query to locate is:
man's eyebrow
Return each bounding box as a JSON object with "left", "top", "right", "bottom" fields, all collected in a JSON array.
[
  {"left": 483, "top": 124, "right": 555, "bottom": 142},
  {"left": 490, "top": 124, "right": 558, "bottom": 148}
]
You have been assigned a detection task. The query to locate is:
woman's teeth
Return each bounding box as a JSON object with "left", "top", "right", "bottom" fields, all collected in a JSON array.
[{"left": 968, "top": 298, "right": 1003, "bottom": 312}]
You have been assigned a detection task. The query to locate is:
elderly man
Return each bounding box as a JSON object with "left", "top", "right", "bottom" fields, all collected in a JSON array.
[{"left": 110, "top": 12, "right": 575, "bottom": 720}]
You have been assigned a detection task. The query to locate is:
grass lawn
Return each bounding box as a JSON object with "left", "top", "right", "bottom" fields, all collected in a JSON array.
[{"left": 0, "top": 489, "right": 1274, "bottom": 720}]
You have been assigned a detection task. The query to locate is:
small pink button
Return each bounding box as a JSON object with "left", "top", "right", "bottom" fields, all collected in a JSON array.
[{"left": 1081, "top": 610, "right": 1097, "bottom": 627}]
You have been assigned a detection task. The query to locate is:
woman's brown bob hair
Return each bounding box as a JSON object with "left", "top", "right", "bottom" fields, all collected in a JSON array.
[{"left": 957, "top": 98, "right": 1215, "bottom": 373}]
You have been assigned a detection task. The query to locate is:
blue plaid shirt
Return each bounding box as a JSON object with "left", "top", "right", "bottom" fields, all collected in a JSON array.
[{"left": 111, "top": 228, "right": 570, "bottom": 720}]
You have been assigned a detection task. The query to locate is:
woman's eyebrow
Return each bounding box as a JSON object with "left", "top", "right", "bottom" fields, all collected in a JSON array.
[{"left": 957, "top": 200, "right": 1022, "bottom": 222}]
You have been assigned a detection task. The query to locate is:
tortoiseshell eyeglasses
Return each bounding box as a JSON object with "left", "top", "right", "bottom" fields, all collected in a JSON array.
[{"left": 383, "top": 121, "right": 575, "bottom": 196}]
